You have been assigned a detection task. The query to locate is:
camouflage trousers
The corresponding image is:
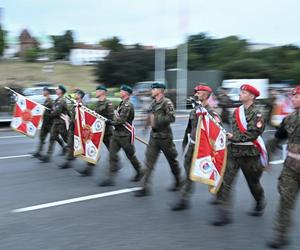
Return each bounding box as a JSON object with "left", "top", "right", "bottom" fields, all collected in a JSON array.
[
  {"left": 216, "top": 148, "right": 265, "bottom": 208},
  {"left": 181, "top": 143, "right": 195, "bottom": 199},
  {"left": 273, "top": 159, "right": 300, "bottom": 239},
  {"left": 37, "top": 123, "right": 64, "bottom": 153},
  {"left": 108, "top": 134, "right": 142, "bottom": 177},
  {"left": 142, "top": 136, "right": 181, "bottom": 189},
  {"left": 46, "top": 122, "right": 68, "bottom": 157}
]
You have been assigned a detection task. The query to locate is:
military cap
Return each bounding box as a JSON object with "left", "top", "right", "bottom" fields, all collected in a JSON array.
[
  {"left": 120, "top": 84, "right": 133, "bottom": 94},
  {"left": 194, "top": 84, "right": 212, "bottom": 93},
  {"left": 58, "top": 85, "right": 67, "bottom": 94},
  {"left": 96, "top": 85, "right": 108, "bottom": 92},
  {"left": 240, "top": 84, "right": 260, "bottom": 97},
  {"left": 43, "top": 87, "right": 50, "bottom": 92},
  {"left": 151, "top": 82, "right": 166, "bottom": 89},
  {"left": 75, "top": 89, "right": 85, "bottom": 98},
  {"left": 292, "top": 86, "right": 300, "bottom": 95}
]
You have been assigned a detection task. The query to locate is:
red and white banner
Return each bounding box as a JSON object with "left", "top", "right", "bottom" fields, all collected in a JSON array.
[
  {"left": 271, "top": 94, "right": 293, "bottom": 127},
  {"left": 190, "top": 107, "right": 227, "bottom": 194},
  {"left": 236, "top": 105, "right": 268, "bottom": 167},
  {"left": 10, "top": 93, "right": 45, "bottom": 137},
  {"left": 74, "top": 105, "right": 106, "bottom": 164}
]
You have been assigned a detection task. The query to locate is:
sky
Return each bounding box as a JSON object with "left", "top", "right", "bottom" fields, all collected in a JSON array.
[{"left": 1, "top": 0, "right": 299, "bottom": 47}]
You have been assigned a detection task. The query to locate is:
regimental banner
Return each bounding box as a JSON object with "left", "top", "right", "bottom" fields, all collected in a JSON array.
[
  {"left": 190, "top": 109, "right": 227, "bottom": 194},
  {"left": 74, "top": 105, "right": 106, "bottom": 164},
  {"left": 10, "top": 93, "right": 45, "bottom": 137}
]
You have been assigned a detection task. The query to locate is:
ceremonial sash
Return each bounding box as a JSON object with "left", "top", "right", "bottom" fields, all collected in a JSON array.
[{"left": 235, "top": 105, "right": 268, "bottom": 167}]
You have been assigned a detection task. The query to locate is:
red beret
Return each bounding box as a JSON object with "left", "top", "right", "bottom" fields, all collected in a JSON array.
[
  {"left": 292, "top": 86, "right": 300, "bottom": 95},
  {"left": 194, "top": 85, "right": 212, "bottom": 93},
  {"left": 240, "top": 84, "right": 260, "bottom": 97}
]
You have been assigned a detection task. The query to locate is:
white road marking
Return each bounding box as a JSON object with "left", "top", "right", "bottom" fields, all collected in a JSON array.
[
  {"left": 269, "top": 160, "right": 284, "bottom": 165},
  {"left": 12, "top": 187, "right": 142, "bottom": 213},
  {"left": 173, "top": 139, "right": 183, "bottom": 142},
  {"left": 264, "top": 129, "right": 276, "bottom": 133},
  {"left": 0, "top": 154, "right": 31, "bottom": 160},
  {"left": 0, "top": 135, "right": 25, "bottom": 139}
]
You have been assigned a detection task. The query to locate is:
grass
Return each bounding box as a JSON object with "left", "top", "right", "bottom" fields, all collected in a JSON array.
[{"left": 0, "top": 60, "right": 97, "bottom": 92}]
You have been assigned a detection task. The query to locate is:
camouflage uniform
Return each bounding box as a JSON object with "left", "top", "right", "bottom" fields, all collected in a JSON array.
[
  {"left": 217, "top": 93, "right": 232, "bottom": 124},
  {"left": 267, "top": 111, "right": 300, "bottom": 242},
  {"left": 95, "top": 98, "right": 114, "bottom": 150},
  {"left": 215, "top": 104, "right": 265, "bottom": 218},
  {"left": 44, "top": 96, "right": 69, "bottom": 160},
  {"left": 107, "top": 99, "right": 142, "bottom": 180},
  {"left": 141, "top": 97, "right": 181, "bottom": 191},
  {"left": 181, "top": 104, "right": 221, "bottom": 199},
  {"left": 35, "top": 96, "right": 64, "bottom": 155}
]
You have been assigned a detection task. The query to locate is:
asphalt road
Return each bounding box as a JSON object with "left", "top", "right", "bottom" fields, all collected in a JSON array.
[{"left": 0, "top": 119, "right": 299, "bottom": 250}]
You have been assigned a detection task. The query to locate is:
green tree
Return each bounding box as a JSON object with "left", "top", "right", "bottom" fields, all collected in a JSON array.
[
  {"left": 94, "top": 49, "right": 155, "bottom": 86},
  {"left": 52, "top": 30, "right": 74, "bottom": 60},
  {"left": 24, "top": 47, "right": 39, "bottom": 62},
  {"left": 100, "top": 36, "right": 124, "bottom": 51},
  {"left": 0, "top": 25, "right": 5, "bottom": 57}
]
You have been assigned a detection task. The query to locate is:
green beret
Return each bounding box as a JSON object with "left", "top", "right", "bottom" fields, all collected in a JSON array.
[
  {"left": 58, "top": 85, "right": 67, "bottom": 94},
  {"left": 96, "top": 85, "right": 107, "bottom": 92},
  {"left": 151, "top": 82, "right": 166, "bottom": 89},
  {"left": 75, "top": 89, "right": 85, "bottom": 98},
  {"left": 120, "top": 84, "right": 133, "bottom": 94}
]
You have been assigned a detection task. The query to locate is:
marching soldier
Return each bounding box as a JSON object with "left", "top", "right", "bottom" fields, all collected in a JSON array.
[
  {"left": 100, "top": 85, "right": 143, "bottom": 186},
  {"left": 78, "top": 85, "right": 114, "bottom": 176},
  {"left": 212, "top": 84, "right": 267, "bottom": 226},
  {"left": 171, "top": 84, "right": 221, "bottom": 210},
  {"left": 32, "top": 87, "right": 65, "bottom": 158},
  {"left": 59, "top": 89, "right": 85, "bottom": 169},
  {"left": 135, "top": 82, "right": 182, "bottom": 197},
  {"left": 40, "top": 85, "right": 69, "bottom": 163},
  {"left": 266, "top": 86, "right": 300, "bottom": 249}
]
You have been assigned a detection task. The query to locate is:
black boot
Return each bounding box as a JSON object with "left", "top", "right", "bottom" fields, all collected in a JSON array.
[
  {"left": 32, "top": 152, "right": 41, "bottom": 158},
  {"left": 171, "top": 198, "right": 190, "bottom": 211},
  {"left": 134, "top": 188, "right": 150, "bottom": 197},
  {"left": 99, "top": 178, "right": 115, "bottom": 187},
  {"left": 211, "top": 207, "right": 232, "bottom": 226},
  {"left": 130, "top": 170, "right": 144, "bottom": 182},
  {"left": 248, "top": 199, "right": 266, "bottom": 217},
  {"left": 267, "top": 236, "right": 289, "bottom": 249},
  {"left": 79, "top": 166, "right": 93, "bottom": 177},
  {"left": 59, "top": 161, "right": 71, "bottom": 169},
  {"left": 39, "top": 155, "right": 50, "bottom": 163},
  {"left": 168, "top": 177, "right": 182, "bottom": 192}
]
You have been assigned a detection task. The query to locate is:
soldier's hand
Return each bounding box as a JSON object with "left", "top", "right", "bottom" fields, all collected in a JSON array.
[
  {"left": 226, "top": 132, "right": 233, "bottom": 139},
  {"left": 105, "top": 119, "right": 114, "bottom": 126},
  {"left": 264, "top": 164, "right": 272, "bottom": 172}
]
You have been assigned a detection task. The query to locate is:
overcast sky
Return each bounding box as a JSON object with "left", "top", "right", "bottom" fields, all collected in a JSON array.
[{"left": 1, "top": 0, "right": 299, "bottom": 47}]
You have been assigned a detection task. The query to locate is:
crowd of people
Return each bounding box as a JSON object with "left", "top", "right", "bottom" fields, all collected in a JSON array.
[{"left": 30, "top": 82, "right": 300, "bottom": 249}]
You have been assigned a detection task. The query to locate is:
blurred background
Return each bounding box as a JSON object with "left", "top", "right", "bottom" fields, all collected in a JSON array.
[{"left": 0, "top": 0, "right": 299, "bottom": 123}]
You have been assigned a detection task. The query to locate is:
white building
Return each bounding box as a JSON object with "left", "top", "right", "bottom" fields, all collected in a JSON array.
[{"left": 69, "top": 43, "right": 110, "bottom": 65}]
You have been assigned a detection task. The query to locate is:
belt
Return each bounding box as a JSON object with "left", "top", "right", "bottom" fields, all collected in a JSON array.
[
  {"left": 287, "top": 151, "right": 300, "bottom": 160},
  {"left": 232, "top": 142, "right": 254, "bottom": 146}
]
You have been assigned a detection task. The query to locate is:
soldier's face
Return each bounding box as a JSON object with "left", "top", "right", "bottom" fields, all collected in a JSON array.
[
  {"left": 239, "top": 90, "right": 254, "bottom": 102},
  {"left": 74, "top": 93, "right": 81, "bottom": 101},
  {"left": 96, "top": 90, "right": 105, "bottom": 98},
  {"left": 120, "top": 90, "right": 129, "bottom": 99},
  {"left": 291, "top": 94, "right": 300, "bottom": 109},
  {"left": 56, "top": 89, "right": 63, "bottom": 96},
  {"left": 151, "top": 88, "right": 159, "bottom": 98},
  {"left": 195, "top": 91, "right": 209, "bottom": 101},
  {"left": 43, "top": 90, "right": 49, "bottom": 97}
]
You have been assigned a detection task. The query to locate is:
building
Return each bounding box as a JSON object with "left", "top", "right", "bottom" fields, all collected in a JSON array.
[
  {"left": 19, "top": 29, "right": 39, "bottom": 58},
  {"left": 69, "top": 43, "right": 110, "bottom": 65}
]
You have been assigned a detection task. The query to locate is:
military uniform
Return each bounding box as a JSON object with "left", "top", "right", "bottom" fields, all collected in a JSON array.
[
  {"left": 42, "top": 96, "right": 69, "bottom": 161},
  {"left": 34, "top": 96, "right": 65, "bottom": 157},
  {"left": 214, "top": 103, "right": 266, "bottom": 223},
  {"left": 217, "top": 93, "right": 232, "bottom": 124},
  {"left": 101, "top": 97, "right": 143, "bottom": 185},
  {"left": 138, "top": 96, "right": 181, "bottom": 194},
  {"left": 267, "top": 110, "right": 300, "bottom": 247},
  {"left": 95, "top": 98, "right": 114, "bottom": 149}
]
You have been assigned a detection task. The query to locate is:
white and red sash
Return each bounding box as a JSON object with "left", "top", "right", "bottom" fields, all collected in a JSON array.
[{"left": 235, "top": 105, "right": 268, "bottom": 167}]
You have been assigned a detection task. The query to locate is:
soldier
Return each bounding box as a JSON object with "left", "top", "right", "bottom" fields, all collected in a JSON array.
[
  {"left": 40, "top": 85, "right": 69, "bottom": 163},
  {"left": 77, "top": 85, "right": 114, "bottom": 176},
  {"left": 171, "top": 84, "right": 221, "bottom": 210},
  {"left": 100, "top": 85, "right": 143, "bottom": 186},
  {"left": 32, "top": 87, "right": 65, "bottom": 158},
  {"left": 217, "top": 88, "right": 232, "bottom": 125},
  {"left": 134, "top": 82, "right": 182, "bottom": 197},
  {"left": 266, "top": 86, "right": 300, "bottom": 249},
  {"left": 59, "top": 89, "right": 85, "bottom": 169},
  {"left": 212, "top": 84, "right": 266, "bottom": 226}
]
